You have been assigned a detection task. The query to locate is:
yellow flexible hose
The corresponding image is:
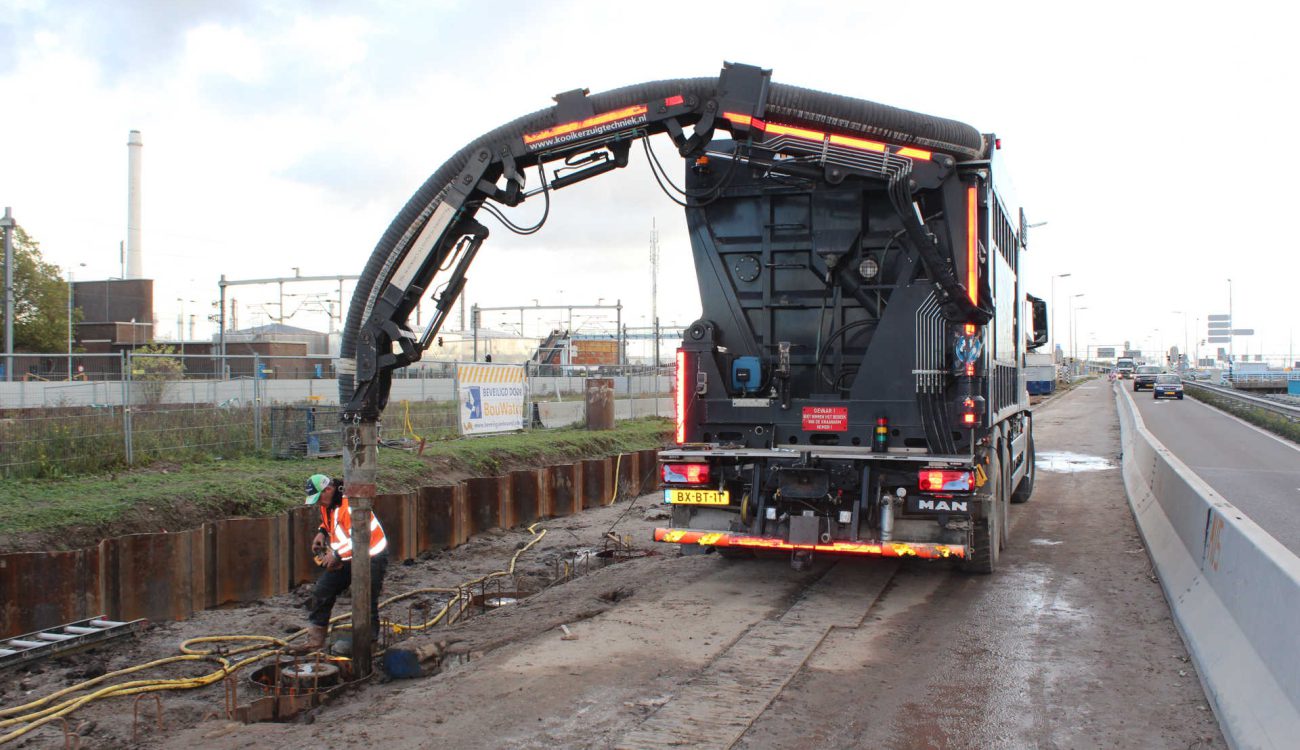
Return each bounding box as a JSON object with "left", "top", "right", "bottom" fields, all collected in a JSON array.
[{"left": 0, "top": 523, "right": 549, "bottom": 744}]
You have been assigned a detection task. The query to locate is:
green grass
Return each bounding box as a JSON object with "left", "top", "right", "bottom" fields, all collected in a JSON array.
[
  {"left": 1185, "top": 387, "right": 1300, "bottom": 444},
  {"left": 0, "top": 418, "right": 671, "bottom": 542}
]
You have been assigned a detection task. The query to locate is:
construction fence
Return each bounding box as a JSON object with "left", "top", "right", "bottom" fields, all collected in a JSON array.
[{"left": 0, "top": 353, "right": 672, "bottom": 479}]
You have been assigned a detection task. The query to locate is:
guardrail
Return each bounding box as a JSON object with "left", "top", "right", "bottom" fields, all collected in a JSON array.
[
  {"left": 1184, "top": 380, "right": 1300, "bottom": 420},
  {"left": 1116, "top": 384, "right": 1300, "bottom": 748}
]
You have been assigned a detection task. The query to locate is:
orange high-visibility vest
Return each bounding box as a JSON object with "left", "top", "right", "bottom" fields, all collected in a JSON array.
[{"left": 319, "top": 495, "right": 387, "bottom": 560}]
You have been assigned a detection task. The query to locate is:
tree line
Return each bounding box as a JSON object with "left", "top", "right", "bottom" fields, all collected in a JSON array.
[{"left": 2, "top": 225, "right": 82, "bottom": 352}]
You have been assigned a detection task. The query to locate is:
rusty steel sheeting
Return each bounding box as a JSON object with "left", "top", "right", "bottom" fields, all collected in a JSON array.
[
  {"left": 464, "top": 477, "right": 502, "bottom": 537},
  {"left": 584, "top": 378, "right": 616, "bottom": 430},
  {"left": 615, "top": 452, "right": 639, "bottom": 499},
  {"left": 0, "top": 548, "right": 102, "bottom": 640},
  {"left": 547, "top": 464, "right": 581, "bottom": 518},
  {"left": 509, "top": 470, "right": 542, "bottom": 528},
  {"left": 207, "top": 516, "right": 290, "bottom": 608},
  {"left": 581, "top": 458, "right": 613, "bottom": 508},
  {"left": 101, "top": 529, "right": 205, "bottom": 624},
  {"left": 372, "top": 492, "right": 416, "bottom": 562},
  {"left": 537, "top": 467, "right": 556, "bottom": 519},
  {"left": 417, "top": 485, "right": 464, "bottom": 551},
  {"left": 4, "top": 452, "right": 652, "bottom": 636},
  {"left": 288, "top": 506, "right": 320, "bottom": 587},
  {"left": 637, "top": 449, "right": 659, "bottom": 496}
]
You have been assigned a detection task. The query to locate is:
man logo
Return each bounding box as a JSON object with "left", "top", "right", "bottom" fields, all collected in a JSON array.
[{"left": 917, "top": 499, "right": 968, "bottom": 512}]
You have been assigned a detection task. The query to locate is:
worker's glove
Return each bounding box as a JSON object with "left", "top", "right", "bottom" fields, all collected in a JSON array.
[
  {"left": 312, "top": 533, "right": 327, "bottom": 553},
  {"left": 324, "top": 549, "right": 344, "bottom": 571}
]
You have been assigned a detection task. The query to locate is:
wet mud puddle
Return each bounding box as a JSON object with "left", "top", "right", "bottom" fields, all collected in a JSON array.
[{"left": 1035, "top": 451, "right": 1115, "bottom": 473}]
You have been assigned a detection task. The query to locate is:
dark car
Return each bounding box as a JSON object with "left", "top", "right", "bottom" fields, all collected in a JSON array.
[
  {"left": 1133, "top": 365, "right": 1163, "bottom": 391},
  {"left": 1153, "top": 373, "right": 1184, "bottom": 400}
]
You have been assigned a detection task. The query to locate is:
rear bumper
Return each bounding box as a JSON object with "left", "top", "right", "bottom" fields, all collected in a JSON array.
[{"left": 653, "top": 528, "right": 966, "bottom": 559}]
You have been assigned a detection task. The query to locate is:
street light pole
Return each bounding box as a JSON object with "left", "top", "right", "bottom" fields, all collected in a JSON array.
[
  {"left": 67, "top": 263, "right": 85, "bottom": 380},
  {"left": 1072, "top": 306, "right": 1087, "bottom": 372},
  {"left": 1171, "top": 310, "right": 1188, "bottom": 369},
  {"left": 1068, "top": 293, "right": 1085, "bottom": 368},
  {"left": 1051, "top": 273, "right": 1071, "bottom": 362},
  {"left": 1227, "top": 278, "right": 1234, "bottom": 367},
  {"left": 2, "top": 207, "right": 14, "bottom": 382}
]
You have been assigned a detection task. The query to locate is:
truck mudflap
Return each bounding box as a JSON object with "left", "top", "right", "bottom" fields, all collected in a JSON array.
[{"left": 653, "top": 528, "right": 966, "bottom": 560}]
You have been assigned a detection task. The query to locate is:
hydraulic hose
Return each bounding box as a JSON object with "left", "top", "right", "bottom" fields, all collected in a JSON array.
[{"left": 0, "top": 523, "right": 550, "bottom": 745}]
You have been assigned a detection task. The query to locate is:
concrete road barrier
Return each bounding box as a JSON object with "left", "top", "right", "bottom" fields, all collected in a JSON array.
[{"left": 1117, "top": 385, "right": 1300, "bottom": 748}]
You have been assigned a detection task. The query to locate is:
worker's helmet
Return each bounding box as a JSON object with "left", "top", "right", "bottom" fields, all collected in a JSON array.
[{"left": 304, "top": 474, "right": 332, "bottom": 505}]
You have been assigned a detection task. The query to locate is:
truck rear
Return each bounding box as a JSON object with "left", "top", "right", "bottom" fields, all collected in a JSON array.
[{"left": 656, "top": 124, "right": 1044, "bottom": 573}]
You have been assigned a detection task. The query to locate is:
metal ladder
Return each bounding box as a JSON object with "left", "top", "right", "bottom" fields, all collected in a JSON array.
[{"left": 1, "top": 616, "right": 146, "bottom": 671}]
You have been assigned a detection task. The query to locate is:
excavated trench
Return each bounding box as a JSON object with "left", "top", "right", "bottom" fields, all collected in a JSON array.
[{"left": 0, "top": 454, "right": 669, "bottom": 746}]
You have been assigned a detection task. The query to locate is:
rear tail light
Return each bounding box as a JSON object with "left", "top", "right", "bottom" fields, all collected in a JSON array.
[
  {"left": 663, "top": 463, "right": 710, "bottom": 485},
  {"left": 918, "top": 470, "right": 973, "bottom": 492},
  {"left": 675, "top": 349, "right": 688, "bottom": 444}
]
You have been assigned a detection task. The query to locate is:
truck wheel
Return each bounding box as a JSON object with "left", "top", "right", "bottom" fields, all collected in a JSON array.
[
  {"left": 961, "top": 453, "right": 1001, "bottom": 574},
  {"left": 1011, "top": 434, "right": 1035, "bottom": 504}
]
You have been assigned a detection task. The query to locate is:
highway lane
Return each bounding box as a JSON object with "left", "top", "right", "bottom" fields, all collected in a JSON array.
[{"left": 1126, "top": 382, "right": 1300, "bottom": 555}]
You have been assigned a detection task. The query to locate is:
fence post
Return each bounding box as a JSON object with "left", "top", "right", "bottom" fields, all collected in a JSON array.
[
  {"left": 253, "top": 353, "right": 263, "bottom": 451},
  {"left": 526, "top": 361, "right": 534, "bottom": 431},
  {"left": 123, "top": 351, "right": 134, "bottom": 465}
]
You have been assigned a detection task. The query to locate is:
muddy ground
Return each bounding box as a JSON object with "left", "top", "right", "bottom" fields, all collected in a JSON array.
[{"left": 3, "top": 383, "right": 1225, "bottom": 748}]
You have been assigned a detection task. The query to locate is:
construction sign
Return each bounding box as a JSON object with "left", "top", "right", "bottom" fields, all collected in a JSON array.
[{"left": 456, "top": 363, "right": 528, "bottom": 435}]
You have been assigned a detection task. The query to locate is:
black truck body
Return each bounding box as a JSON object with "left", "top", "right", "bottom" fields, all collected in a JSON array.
[
  {"left": 658, "top": 133, "right": 1044, "bottom": 572},
  {"left": 338, "top": 62, "right": 1045, "bottom": 579}
]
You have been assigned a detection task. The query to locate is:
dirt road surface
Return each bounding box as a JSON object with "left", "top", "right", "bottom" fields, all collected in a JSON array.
[{"left": 8, "top": 382, "right": 1224, "bottom": 748}]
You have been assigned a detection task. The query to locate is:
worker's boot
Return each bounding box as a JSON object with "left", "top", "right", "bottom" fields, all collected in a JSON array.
[{"left": 291, "top": 625, "right": 328, "bottom": 654}]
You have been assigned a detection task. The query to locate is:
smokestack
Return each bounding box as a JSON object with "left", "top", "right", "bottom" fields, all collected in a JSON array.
[{"left": 126, "top": 130, "right": 143, "bottom": 279}]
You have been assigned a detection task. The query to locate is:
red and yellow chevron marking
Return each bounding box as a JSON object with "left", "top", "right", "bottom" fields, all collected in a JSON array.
[
  {"left": 456, "top": 364, "right": 526, "bottom": 384},
  {"left": 652, "top": 528, "right": 964, "bottom": 560}
]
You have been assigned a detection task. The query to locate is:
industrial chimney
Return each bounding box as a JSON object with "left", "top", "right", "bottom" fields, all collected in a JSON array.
[{"left": 126, "top": 130, "right": 143, "bottom": 279}]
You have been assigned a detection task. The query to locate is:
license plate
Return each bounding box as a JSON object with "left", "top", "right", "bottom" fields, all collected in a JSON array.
[{"left": 664, "top": 489, "right": 730, "bottom": 505}]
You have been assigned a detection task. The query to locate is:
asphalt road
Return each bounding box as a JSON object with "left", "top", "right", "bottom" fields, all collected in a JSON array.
[{"left": 1126, "top": 382, "right": 1300, "bottom": 555}]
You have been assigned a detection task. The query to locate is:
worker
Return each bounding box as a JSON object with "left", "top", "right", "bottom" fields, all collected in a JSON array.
[{"left": 297, "top": 473, "right": 389, "bottom": 654}]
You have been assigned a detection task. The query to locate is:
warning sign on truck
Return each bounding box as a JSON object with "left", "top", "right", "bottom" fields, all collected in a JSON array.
[{"left": 801, "top": 406, "right": 848, "bottom": 432}]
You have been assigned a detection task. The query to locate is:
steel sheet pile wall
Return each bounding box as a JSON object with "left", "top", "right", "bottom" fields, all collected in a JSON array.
[
  {"left": 1116, "top": 388, "right": 1300, "bottom": 749},
  {"left": 100, "top": 530, "right": 206, "bottom": 628},
  {"left": 207, "top": 516, "right": 290, "bottom": 608},
  {"left": 0, "top": 452, "right": 651, "bottom": 638},
  {"left": 0, "top": 548, "right": 101, "bottom": 638}
]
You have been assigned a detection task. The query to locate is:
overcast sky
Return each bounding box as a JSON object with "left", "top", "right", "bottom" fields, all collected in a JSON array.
[{"left": 1, "top": 0, "right": 1296, "bottom": 363}]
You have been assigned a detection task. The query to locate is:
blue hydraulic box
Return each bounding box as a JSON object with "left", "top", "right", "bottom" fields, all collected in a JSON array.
[{"left": 731, "top": 356, "right": 762, "bottom": 394}]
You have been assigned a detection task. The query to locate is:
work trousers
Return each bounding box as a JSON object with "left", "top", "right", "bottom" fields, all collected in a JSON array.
[{"left": 308, "top": 552, "right": 388, "bottom": 628}]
